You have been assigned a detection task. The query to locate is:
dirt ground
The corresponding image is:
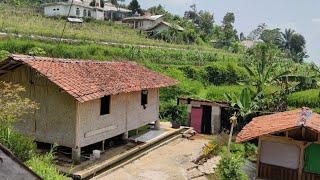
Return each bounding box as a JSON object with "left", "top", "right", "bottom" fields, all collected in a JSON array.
[{"left": 94, "top": 135, "right": 211, "bottom": 180}]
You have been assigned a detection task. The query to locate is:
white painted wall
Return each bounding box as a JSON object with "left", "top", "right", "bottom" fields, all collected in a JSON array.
[
  {"left": 77, "top": 89, "right": 159, "bottom": 147},
  {"left": 44, "top": 3, "right": 102, "bottom": 19}
]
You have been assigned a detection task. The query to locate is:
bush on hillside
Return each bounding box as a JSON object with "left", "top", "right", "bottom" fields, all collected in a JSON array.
[
  {"left": 205, "top": 62, "right": 248, "bottom": 85},
  {"left": 216, "top": 151, "right": 247, "bottom": 180}
]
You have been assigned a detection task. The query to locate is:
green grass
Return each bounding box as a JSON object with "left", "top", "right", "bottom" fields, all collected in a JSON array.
[
  {"left": 288, "top": 89, "right": 320, "bottom": 108},
  {"left": 0, "top": 38, "right": 241, "bottom": 65},
  {"left": 0, "top": 3, "right": 237, "bottom": 55}
]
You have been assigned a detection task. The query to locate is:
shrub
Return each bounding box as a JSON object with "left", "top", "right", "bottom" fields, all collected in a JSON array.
[
  {"left": 208, "top": 132, "right": 229, "bottom": 156},
  {"left": 27, "top": 47, "right": 46, "bottom": 56},
  {"left": 205, "top": 62, "right": 248, "bottom": 85},
  {"left": 216, "top": 151, "right": 247, "bottom": 180},
  {"left": 27, "top": 151, "right": 68, "bottom": 180},
  {"left": 0, "top": 128, "right": 36, "bottom": 162},
  {"left": 0, "top": 50, "right": 9, "bottom": 61},
  {"left": 160, "top": 103, "right": 188, "bottom": 125}
]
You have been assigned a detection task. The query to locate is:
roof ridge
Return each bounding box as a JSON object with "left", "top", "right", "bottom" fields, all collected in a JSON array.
[{"left": 10, "top": 54, "right": 137, "bottom": 65}]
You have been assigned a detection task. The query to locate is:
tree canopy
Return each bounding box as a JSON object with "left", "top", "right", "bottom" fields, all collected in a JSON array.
[{"left": 128, "top": 0, "right": 143, "bottom": 15}]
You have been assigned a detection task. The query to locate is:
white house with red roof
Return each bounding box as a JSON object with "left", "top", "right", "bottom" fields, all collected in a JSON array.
[{"left": 0, "top": 54, "right": 177, "bottom": 162}]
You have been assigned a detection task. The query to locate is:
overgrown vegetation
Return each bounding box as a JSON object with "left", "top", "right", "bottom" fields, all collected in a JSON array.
[{"left": 0, "top": 81, "right": 67, "bottom": 179}]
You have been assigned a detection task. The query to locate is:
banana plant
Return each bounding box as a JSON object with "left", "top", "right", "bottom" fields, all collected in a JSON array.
[{"left": 224, "top": 87, "right": 258, "bottom": 151}]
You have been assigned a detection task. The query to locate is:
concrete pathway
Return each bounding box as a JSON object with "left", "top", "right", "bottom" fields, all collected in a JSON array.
[{"left": 94, "top": 135, "right": 210, "bottom": 180}]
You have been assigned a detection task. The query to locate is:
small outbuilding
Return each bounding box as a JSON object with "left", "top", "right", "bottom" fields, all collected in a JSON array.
[
  {"left": 0, "top": 143, "right": 42, "bottom": 180},
  {"left": 237, "top": 108, "right": 320, "bottom": 180},
  {"left": 178, "top": 98, "right": 229, "bottom": 134},
  {"left": 0, "top": 55, "right": 177, "bottom": 162}
]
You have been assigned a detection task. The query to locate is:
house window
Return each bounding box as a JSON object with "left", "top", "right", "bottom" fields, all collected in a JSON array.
[
  {"left": 88, "top": 11, "right": 91, "bottom": 17},
  {"left": 100, "top": 96, "right": 111, "bottom": 115},
  {"left": 57, "top": 8, "right": 59, "bottom": 11},
  {"left": 83, "top": 9, "right": 87, "bottom": 17},
  {"left": 141, "top": 90, "right": 148, "bottom": 109},
  {"left": 76, "top": 8, "right": 80, "bottom": 16},
  {"left": 53, "top": 8, "right": 56, "bottom": 11}
]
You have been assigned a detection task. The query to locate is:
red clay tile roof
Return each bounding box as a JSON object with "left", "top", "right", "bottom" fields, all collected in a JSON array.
[
  {"left": 236, "top": 109, "right": 320, "bottom": 143},
  {"left": 4, "top": 54, "right": 178, "bottom": 102}
]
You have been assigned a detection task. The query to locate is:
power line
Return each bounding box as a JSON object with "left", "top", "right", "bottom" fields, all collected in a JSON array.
[{"left": 44, "top": 0, "right": 74, "bottom": 75}]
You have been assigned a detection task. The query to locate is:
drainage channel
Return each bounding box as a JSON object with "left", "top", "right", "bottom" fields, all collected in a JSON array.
[{"left": 75, "top": 128, "right": 190, "bottom": 180}]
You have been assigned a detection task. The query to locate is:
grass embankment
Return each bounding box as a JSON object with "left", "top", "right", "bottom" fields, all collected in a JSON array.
[
  {"left": 0, "top": 3, "right": 230, "bottom": 53},
  {"left": 288, "top": 89, "right": 320, "bottom": 112}
]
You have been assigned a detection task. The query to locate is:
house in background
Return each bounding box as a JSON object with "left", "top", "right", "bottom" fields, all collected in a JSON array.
[
  {"left": 122, "top": 15, "right": 164, "bottom": 30},
  {"left": 0, "top": 55, "right": 177, "bottom": 162},
  {"left": 104, "top": 3, "right": 131, "bottom": 21},
  {"left": 237, "top": 108, "right": 320, "bottom": 180},
  {"left": 122, "top": 14, "right": 184, "bottom": 33},
  {"left": 178, "top": 98, "right": 229, "bottom": 134},
  {"left": 146, "top": 21, "right": 184, "bottom": 33},
  {"left": 43, "top": 0, "right": 131, "bottom": 21},
  {"left": 0, "top": 143, "right": 42, "bottom": 180}
]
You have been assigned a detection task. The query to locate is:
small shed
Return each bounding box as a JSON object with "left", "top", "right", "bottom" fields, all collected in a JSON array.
[
  {"left": 236, "top": 108, "right": 320, "bottom": 180},
  {"left": 178, "top": 98, "right": 229, "bottom": 134},
  {"left": 0, "top": 54, "right": 177, "bottom": 162},
  {"left": 0, "top": 143, "right": 42, "bottom": 180}
]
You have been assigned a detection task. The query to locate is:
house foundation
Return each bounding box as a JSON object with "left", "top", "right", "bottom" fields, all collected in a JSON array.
[
  {"left": 154, "top": 120, "right": 161, "bottom": 130},
  {"left": 72, "top": 147, "right": 81, "bottom": 164},
  {"left": 122, "top": 132, "right": 129, "bottom": 140}
]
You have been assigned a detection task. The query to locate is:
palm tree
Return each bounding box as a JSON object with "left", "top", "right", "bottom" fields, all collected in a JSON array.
[{"left": 280, "top": 28, "right": 295, "bottom": 51}]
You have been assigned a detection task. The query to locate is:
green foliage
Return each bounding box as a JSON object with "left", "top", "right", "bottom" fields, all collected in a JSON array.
[
  {"left": 0, "top": 50, "right": 9, "bottom": 61},
  {"left": 0, "top": 39, "right": 239, "bottom": 66},
  {"left": 288, "top": 89, "right": 320, "bottom": 108},
  {"left": 0, "top": 82, "right": 38, "bottom": 128},
  {"left": 225, "top": 87, "right": 257, "bottom": 117},
  {"left": 216, "top": 151, "right": 247, "bottom": 180},
  {"left": 244, "top": 43, "right": 289, "bottom": 94},
  {"left": 0, "top": 128, "right": 36, "bottom": 162},
  {"left": 206, "top": 85, "right": 243, "bottom": 101},
  {"left": 208, "top": 132, "right": 229, "bottom": 156},
  {"left": 28, "top": 47, "right": 46, "bottom": 56},
  {"left": 128, "top": 0, "right": 143, "bottom": 15},
  {"left": 205, "top": 62, "right": 248, "bottom": 85},
  {"left": 26, "top": 151, "right": 68, "bottom": 180},
  {"left": 160, "top": 104, "right": 188, "bottom": 125},
  {"left": 260, "top": 28, "right": 282, "bottom": 44}
]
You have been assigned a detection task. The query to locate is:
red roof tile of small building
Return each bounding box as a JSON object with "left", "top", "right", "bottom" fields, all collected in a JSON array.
[
  {"left": 236, "top": 109, "right": 320, "bottom": 143},
  {"left": 5, "top": 54, "right": 178, "bottom": 102}
]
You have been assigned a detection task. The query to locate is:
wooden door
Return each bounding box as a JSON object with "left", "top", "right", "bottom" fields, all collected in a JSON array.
[{"left": 191, "top": 107, "right": 203, "bottom": 133}]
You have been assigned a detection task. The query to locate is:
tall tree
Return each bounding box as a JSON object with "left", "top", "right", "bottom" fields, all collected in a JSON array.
[
  {"left": 222, "top": 12, "right": 237, "bottom": 44},
  {"left": 184, "top": 4, "right": 200, "bottom": 24},
  {"left": 247, "top": 23, "right": 267, "bottom": 41},
  {"left": 279, "top": 29, "right": 307, "bottom": 63},
  {"left": 198, "top": 10, "right": 214, "bottom": 39},
  {"left": 128, "top": 0, "right": 143, "bottom": 15},
  {"left": 280, "top": 28, "right": 295, "bottom": 50},
  {"left": 289, "top": 33, "right": 307, "bottom": 63},
  {"left": 260, "top": 28, "right": 282, "bottom": 45}
]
